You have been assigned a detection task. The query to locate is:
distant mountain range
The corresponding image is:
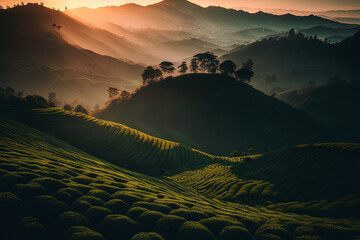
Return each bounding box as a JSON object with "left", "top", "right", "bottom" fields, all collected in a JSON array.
[{"left": 221, "top": 30, "right": 360, "bottom": 93}]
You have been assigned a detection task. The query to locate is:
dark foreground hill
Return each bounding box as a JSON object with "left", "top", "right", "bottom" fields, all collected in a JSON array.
[
  {"left": 0, "top": 4, "right": 144, "bottom": 106},
  {"left": 221, "top": 31, "right": 360, "bottom": 93},
  {"left": 96, "top": 74, "right": 359, "bottom": 155},
  {"left": 1, "top": 107, "right": 360, "bottom": 239},
  {"left": 276, "top": 80, "right": 360, "bottom": 129}
]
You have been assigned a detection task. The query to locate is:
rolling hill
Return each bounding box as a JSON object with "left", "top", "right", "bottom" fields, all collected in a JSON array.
[
  {"left": 276, "top": 80, "right": 360, "bottom": 129},
  {"left": 0, "top": 4, "right": 145, "bottom": 107},
  {"left": 221, "top": 30, "right": 360, "bottom": 93},
  {"left": 1, "top": 105, "right": 360, "bottom": 239},
  {"left": 96, "top": 73, "right": 359, "bottom": 155}
]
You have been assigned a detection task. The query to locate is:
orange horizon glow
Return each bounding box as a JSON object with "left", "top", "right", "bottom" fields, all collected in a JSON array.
[{"left": 0, "top": 0, "right": 359, "bottom": 12}]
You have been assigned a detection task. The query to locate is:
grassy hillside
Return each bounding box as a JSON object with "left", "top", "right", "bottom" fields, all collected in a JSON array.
[
  {"left": 221, "top": 31, "right": 360, "bottom": 93},
  {"left": 0, "top": 4, "right": 144, "bottom": 106},
  {"left": 97, "top": 73, "right": 358, "bottom": 155},
  {"left": 276, "top": 80, "right": 360, "bottom": 129},
  {"left": 0, "top": 106, "right": 229, "bottom": 175},
  {"left": 1, "top": 114, "right": 360, "bottom": 240},
  {"left": 171, "top": 143, "right": 360, "bottom": 218}
]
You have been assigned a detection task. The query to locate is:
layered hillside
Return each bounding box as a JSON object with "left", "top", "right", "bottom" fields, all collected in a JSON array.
[
  {"left": 97, "top": 73, "right": 358, "bottom": 155},
  {"left": 0, "top": 5, "right": 145, "bottom": 106}
]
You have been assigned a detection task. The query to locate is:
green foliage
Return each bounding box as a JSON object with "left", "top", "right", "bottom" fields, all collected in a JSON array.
[
  {"left": 104, "top": 199, "right": 129, "bottom": 214},
  {"left": 170, "top": 208, "right": 209, "bottom": 221},
  {"left": 99, "top": 215, "right": 140, "bottom": 240},
  {"left": 85, "top": 206, "right": 113, "bottom": 227},
  {"left": 65, "top": 226, "right": 104, "bottom": 240},
  {"left": 177, "top": 221, "right": 216, "bottom": 240},
  {"left": 130, "top": 232, "right": 165, "bottom": 240},
  {"left": 54, "top": 211, "right": 90, "bottom": 235},
  {"left": 137, "top": 210, "right": 164, "bottom": 231},
  {"left": 17, "top": 216, "right": 48, "bottom": 240},
  {"left": 219, "top": 226, "right": 252, "bottom": 240},
  {"left": 30, "top": 195, "right": 67, "bottom": 224},
  {"left": 154, "top": 215, "right": 186, "bottom": 239}
]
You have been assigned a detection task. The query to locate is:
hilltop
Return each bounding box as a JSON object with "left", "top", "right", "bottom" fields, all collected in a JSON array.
[
  {"left": 0, "top": 4, "right": 145, "bottom": 106},
  {"left": 221, "top": 30, "right": 360, "bottom": 93},
  {"left": 96, "top": 73, "right": 358, "bottom": 155}
]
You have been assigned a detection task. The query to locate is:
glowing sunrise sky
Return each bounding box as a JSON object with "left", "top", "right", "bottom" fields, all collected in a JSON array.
[{"left": 0, "top": 0, "right": 359, "bottom": 11}]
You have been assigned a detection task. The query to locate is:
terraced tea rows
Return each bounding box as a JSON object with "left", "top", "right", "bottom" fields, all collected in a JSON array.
[
  {"left": 0, "top": 106, "right": 229, "bottom": 175},
  {"left": 170, "top": 143, "right": 360, "bottom": 218},
  {"left": 1, "top": 116, "right": 360, "bottom": 240}
]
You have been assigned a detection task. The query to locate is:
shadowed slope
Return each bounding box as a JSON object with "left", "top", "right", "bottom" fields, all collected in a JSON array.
[
  {"left": 0, "top": 106, "right": 226, "bottom": 175},
  {"left": 97, "top": 73, "right": 358, "bottom": 155}
]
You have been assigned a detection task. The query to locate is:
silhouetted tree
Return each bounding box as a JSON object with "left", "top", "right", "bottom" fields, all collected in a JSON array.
[
  {"left": 159, "top": 61, "right": 175, "bottom": 75},
  {"left": 235, "top": 59, "right": 254, "bottom": 83},
  {"left": 108, "top": 87, "right": 120, "bottom": 99},
  {"left": 57, "top": 25, "right": 62, "bottom": 30},
  {"left": 219, "top": 60, "right": 237, "bottom": 76},
  {"left": 142, "top": 66, "right": 162, "bottom": 84},
  {"left": 192, "top": 52, "right": 219, "bottom": 73},
  {"left": 178, "top": 61, "right": 188, "bottom": 74},
  {"left": 74, "top": 105, "right": 88, "bottom": 114},
  {"left": 190, "top": 59, "right": 198, "bottom": 73},
  {"left": 48, "top": 92, "right": 56, "bottom": 103},
  {"left": 17, "top": 92, "right": 24, "bottom": 97},
  {"left": 120, "top": 90, "right": 131, "bottom": 99},
  {"left": 5, "top": 87, "right": 15, "bottom": 96},
  {"left": 63, "top": 104, "right": 72, "bottom": 111},
  {"left": 288, "top": 28, "right": 296, "bottom": 38}
]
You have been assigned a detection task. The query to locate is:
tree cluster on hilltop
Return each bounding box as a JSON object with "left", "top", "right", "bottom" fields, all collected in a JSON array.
[{"left": 141, "top": 52, "right": 255, "bottom": 85}]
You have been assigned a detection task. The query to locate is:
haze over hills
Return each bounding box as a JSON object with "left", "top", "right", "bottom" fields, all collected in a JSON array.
[
  {"left": 221, "top": 30, "right": 360, "bottom": 93},
  {"left": 66, "top": 0, "right": 357, "bottom": 47},
  {"left": 0, "top": 4, "right": 145, "bottom": 107},
  {"left": 96, "top": 74, "right": 359, "bottom": 155}
]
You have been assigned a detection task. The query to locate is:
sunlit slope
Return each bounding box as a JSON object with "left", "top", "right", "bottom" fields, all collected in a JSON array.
[
  {"left": 1, "top": 116, "right": 360, "bottom": 240},
  {"left": 1, "top": 107, "right": 226, "bottom": 175},
  {"left": 170, "top": 143, "right": 360, "bottom": 218}
]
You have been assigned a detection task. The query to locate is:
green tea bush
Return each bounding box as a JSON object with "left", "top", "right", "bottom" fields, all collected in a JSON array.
[
  {"left": 84, "top": 206, "right": 112, "bottom": 227},
  {"left": 137, "top": 210, "right": 164, "bottom": 232},
  {"left": 87, "top": 189, "right": 111, "bottom": 202},
  {"left": 31, "top": 177, "right": 67, "bottom": 194},
  {"left": 0, "top": 192, "right": 23, "bottom": 218},
  {"left": 112, "top": 192, "right": 143, "bottom": 205},
  {"left": 104, "top": 199, "right": 129, "bottom": 214},
  {"left": 30, "top": 195, "right": 67, "bottom": 224},
  {"left": 254, "top": 221, "right": 291, "bottom": 240},
  {"left": 16, "top": 216, "right": 48, "bottom": 240},
  {"left": 133, "top": 201, "right": 172, "bottom": 214},
  {"left": 169, "top": 208, "right": 209, "bottom": 221},
  {"left": 99, "top": 214, "right": 140, "bottom": 240},
  {"left": 200, "top": 216, "right": 244, "bottom": 237},
  {"left": 65, "top": 226, "right": 104, "bottom": 240},
  {"left": 71, "top": 199, "right": 93, "bottom": 214},
  {"left": 126, "top": 207, "right": 148, "bottom": 220},
  {"left": 130, "top": 232, "right": 165, "bottom": 240},
  {"left": 54, "top": 211, "right": 90, "bottom": 235},
  {"left": 219, "top": 225, "right": 252, "bottom": 240},
  {"left": 12, "top": 182, "right": 47, "bottom": 201},
  {"left": 0, "top": 173, "right": 27, "bottom": 191},
  {"left": 78, "top": 196, "right": 105, "bottom": 206},
  {"left": 154, "top": 215, "right": 186, "bottom": 239},
  {"left": 176, "top": 221, "right": 216, "bottom": 240}
]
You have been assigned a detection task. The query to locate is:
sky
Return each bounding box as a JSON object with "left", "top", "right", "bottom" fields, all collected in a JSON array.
[{"left": 0, "top": 0, "right": 359, "bottom": 11}]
